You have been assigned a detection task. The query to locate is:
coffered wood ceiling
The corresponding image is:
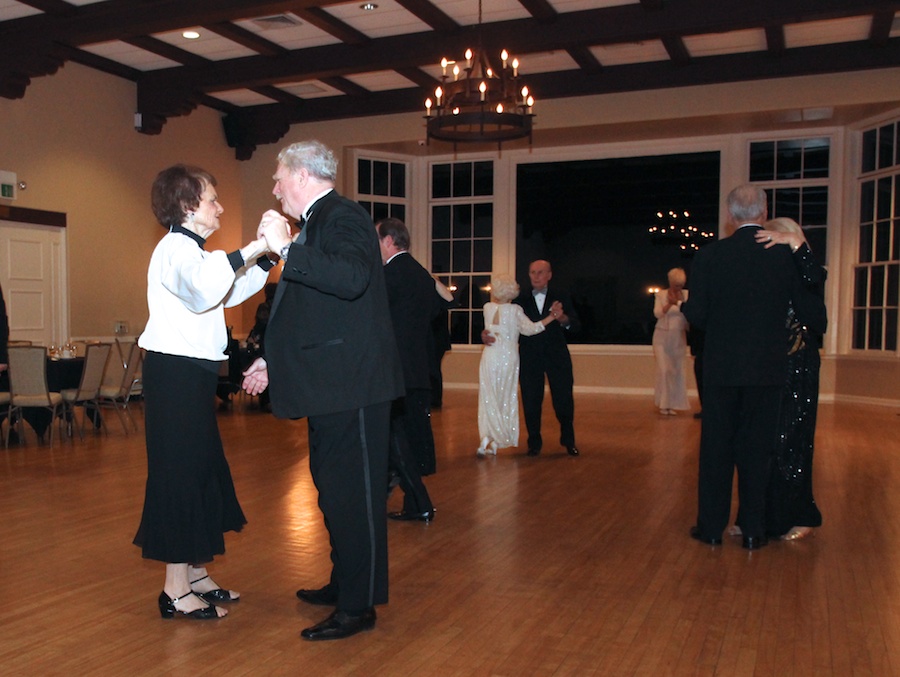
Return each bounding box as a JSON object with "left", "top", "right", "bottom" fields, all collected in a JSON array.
[{"left": 2, "top": 0, "right": 899, "bottom": 159}]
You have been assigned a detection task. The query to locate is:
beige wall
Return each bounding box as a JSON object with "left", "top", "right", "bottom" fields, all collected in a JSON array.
[{"left": 2, "top": 62, "right": 899, "bottom": 404}]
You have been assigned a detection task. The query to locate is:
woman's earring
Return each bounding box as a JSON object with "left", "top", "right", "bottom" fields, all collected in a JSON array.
[{"left": 188, "top": 212, "right": 195, "bottom": 222}]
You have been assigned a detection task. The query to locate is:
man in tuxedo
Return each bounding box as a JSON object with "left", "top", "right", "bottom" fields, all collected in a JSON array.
[
  {"left": 243, "top": 140, "right": 404, "bottom": 640},
  {"left": 376, "top": 217, "right": 452, "bottom": 522},
  {"left": 681, "top": 183, "right": 812, "bottom": 550},
  {"left": 515, "top": 260, "right": 581, "bottom": 457}
]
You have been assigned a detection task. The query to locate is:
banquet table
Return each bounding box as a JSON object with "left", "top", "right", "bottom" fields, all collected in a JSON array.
[{"left": 18, "top": 356, "right": 99, "bottom": 439}]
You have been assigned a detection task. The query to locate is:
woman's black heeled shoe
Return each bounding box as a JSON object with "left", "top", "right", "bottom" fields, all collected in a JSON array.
[
  {"left": 190, "top": 574, "right": 240, "bottom": 604},
  {"left": 158, "top": 591, "right": 221, "bottom": 620}
]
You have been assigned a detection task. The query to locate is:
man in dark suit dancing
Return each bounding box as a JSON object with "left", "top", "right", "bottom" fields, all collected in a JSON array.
[
  {"left": 377, "top": 217, "right": 452, "bottom": 522},
  {"left": 682, "top": 184, "right": 812, "bottom": 550},
  {"left": 515, "top": 260, "right": 581, "bottom": 457},
  {"left": 243, "top": 140, "right": 404, "bottom": 640}
]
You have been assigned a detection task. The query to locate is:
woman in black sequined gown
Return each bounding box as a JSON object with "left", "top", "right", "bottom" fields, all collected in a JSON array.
[{"left": 758, "top": 218, "right": 828, "bottom": 540}]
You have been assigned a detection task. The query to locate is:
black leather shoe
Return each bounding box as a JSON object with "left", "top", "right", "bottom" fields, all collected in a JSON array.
[
  {"left": 742, "top": 535, "right": 769, "bottom": 550},
  {"left": 387, "top": 509, "right": 435, "bottom": 522},
  {"left": 296, "top": 585, "right": 339, "bottom": 606},
  {"left": 301, "top": 608, "right": 376, "bottom": 641},
  {"left": 566, "top": 446, "right": 580, "bottom": 456},
  {"left": 526, "top": 447, "right": 541, "bottom": 456},
  {"left": 689, "top": 526, "right": 722, "bottom": 545}
]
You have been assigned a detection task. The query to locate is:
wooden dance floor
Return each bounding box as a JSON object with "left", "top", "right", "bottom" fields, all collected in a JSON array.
[{"left": 0, "top": 390, "right": 898, "bottom": 675}]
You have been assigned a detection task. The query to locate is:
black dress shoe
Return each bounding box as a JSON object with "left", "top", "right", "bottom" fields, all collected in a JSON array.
[
  {"left": 566, "top": 446, "right": 580, "bottom": 456},
  {"left": 742, "top": 535, "right": 768, "bottom": 550},
  {"left": 301, "top": 608, "right": 376, "bottom": 641},
  {"left": 387, "top": 509, "right": 435, "bottom": 522},
  {"left": 689, "top": 526, "right": 722, "bottom": 545},
  {"left": 296, "top": 585, "right": 339, "bottom": 606},
  {"left": 526, "top": 447, "right": 541, "bottom": 456}
]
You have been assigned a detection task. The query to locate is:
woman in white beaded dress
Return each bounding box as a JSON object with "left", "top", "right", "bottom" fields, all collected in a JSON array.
[
  {"left": 476, "top": 274, "right": 560, "bottom": 456},
  {"left": 653, "top": 267, "right": 690, "bottom": 415}
]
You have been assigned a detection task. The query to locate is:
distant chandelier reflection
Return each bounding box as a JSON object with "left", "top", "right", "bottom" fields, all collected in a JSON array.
[
  {"left": 648, "top": 210, "right": 715, "bottom": 252},
  {"left": 424, "top": 0, "right": 534, "bottom": 145}
]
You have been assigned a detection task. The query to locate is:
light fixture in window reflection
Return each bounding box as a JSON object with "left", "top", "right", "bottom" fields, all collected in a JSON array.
[{"left": 648, "top": 210, "right": 715, "bottom": 252}]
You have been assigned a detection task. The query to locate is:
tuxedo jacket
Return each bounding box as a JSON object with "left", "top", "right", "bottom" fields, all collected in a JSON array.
[
  {"left": 514, "top": 284, "right": 581, "bottom": 367},
  {"left": 383, "top": 252, "right": 446, "bottom": 392},
  {"left": 264, "top": 191, "right": 404, "bottom": 418},
  {"left": 681, "top": 224, "right": 822, "bottom": 388}
]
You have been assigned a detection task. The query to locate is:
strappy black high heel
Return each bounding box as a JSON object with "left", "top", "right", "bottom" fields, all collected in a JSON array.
[
  {"left": 190, "top": 574, "right": 240, "bottom": 604},
  {"left": 158, "top": 590, "right": 221, "bottom": 620}
]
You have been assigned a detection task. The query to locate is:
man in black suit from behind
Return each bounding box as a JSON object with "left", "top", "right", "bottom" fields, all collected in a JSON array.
[
  {"left": 377, "top": 217, "right": 453, "bottom": 522},
  {"left": 243, "top": 140, "right": 404, "bottom": 640},
  {"left": 514, "top": 259, "right": 581, "bottom": 457},
  {"left": 682, "top": 184, "right": 813, "bottom": 550}
]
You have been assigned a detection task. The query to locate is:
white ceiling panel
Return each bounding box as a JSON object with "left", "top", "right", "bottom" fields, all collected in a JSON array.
[
  {"left": 152, "top": 28, "right": 258, "bottom": 61},
  {"left": 325, "top": 0, "right": 431, "bottom": 38},
  {"left": 278, "top": 80, "right": 345, "bottom": 99},
  {"left": 208, "top": 90, "right": 278, "bottom": 107},
  {"left": 233, "top": 13, "right": 341, "bottom": 51},
  {"left": 590, "top": 40, "right": 669, "bottom": 67},
  {"left": 785, "top": 16, "right": 873, "bottom": 48},
  {"left": 79, "top": 41, "right": 180, "bottom": 71},
  {"left": 684, "top": 28, "right": 767, "bottom": 58},
  {"left": 344, "top": 70, "right": 419, "bottom": 92}
]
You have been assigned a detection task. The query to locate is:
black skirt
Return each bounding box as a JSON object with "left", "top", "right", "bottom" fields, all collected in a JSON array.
[{"left": 133, "top": 351, "right": 246, "bottom": 563}]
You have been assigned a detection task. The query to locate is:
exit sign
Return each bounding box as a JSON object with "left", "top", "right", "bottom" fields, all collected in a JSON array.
[{"left": 0, "top": 183, "right": 13, "bottom": 198}]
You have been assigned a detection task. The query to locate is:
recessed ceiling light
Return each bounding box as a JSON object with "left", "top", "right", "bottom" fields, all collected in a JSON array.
[
  {"left": 182, "top": 30, "right": 201, "bottom": 39},
  {"left": 360, "top": 3, "right": 378, "bottom": 10}
]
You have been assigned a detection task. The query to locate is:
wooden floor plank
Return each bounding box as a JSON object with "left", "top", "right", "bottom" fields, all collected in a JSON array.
[{"left": 0, "top": 391, "right": 898, "bottom": 675}]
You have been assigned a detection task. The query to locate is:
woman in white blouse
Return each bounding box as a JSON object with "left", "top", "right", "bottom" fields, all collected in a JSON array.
[
  {"left": 135, "top": 165, "right": 272, "bottom": 620},
  {"left": 653, "top": 267, "right": 690, "bottom": 415}
]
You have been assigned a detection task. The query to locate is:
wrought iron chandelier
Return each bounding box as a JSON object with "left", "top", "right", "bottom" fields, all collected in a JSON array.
[{"left": 423, "top": 0, "right": 534, "bottom": 146}]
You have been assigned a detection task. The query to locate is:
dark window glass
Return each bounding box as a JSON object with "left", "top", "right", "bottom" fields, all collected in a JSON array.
[
  {"left": 390, "top": 204, "right": 406, "bottom": 222},
  {"left": 749, "top": 141, "right": 775, "bottom": 181},
  {"left": 862, "top": 128, "right": 878, "bottom": 173},
  {"left": 855, "top": 267, "right": 869, "bottom": 307},
  {"left": 868, "top": 309, "right": 883, "bottom": 349},
  {"left": 860, "top": 181, "right": 875, "bottom": 224},
  {"left": 473, "top": 161, "right": 494, "bottom": 196},
  {"left": 871, "top": 264, "right": 885, "bottom": 306},
  {"left": 373, "top": 161, "right": 389, "bottom": 196},
  {"left": 473, "top": 203, "right": 493, "bottom": 238},
  {"left": 359, "top": 200, "right": 371, "bottom": 215},
  {"left": 859, "top": 223, "right": 873, "bottom": 263},
  {"left": 877, "top": 177, "right": 892, "bottom": 221},
  {"left": 432, "top": 164, "right": 451, "bottom": 198},
  {"left": 453, "top": 163, "right": 473, "bottom": 198},
  {"left": 886, "top": 309, "right": 898, "bottom": 352},
  {"left": 358, "top": 159, "right": 371, "bottom": 195},
  {"left": 431, "top": 241, "right": 450, "bottom": 273},
  {"left": 876, "top": 221, "right": 891, "bottom": 262},
  {"left": 432, "top": 205, "right": 451, "bottom": 239},
  {"left": 773, "top": 187, "right": 800, "bottom": 222},
  {"left": 893, "top": 219, "right": 900, "bottom": 262},
  {"left": 802, "top": 186, "right": 828, "bottom": 225},
  {"left": 390, "top": 163, "right": 406, "bottom": 198},
  {"left": 473, "top": 239, "right": 492, "bottom": 272},
  {"left": 776, "top": 139, "right": 803, "bottom": 180},
  {"left": 449, "top": 310, "right": 470, "bottom": 344},
  {"left": 452, "top": 205, "right": 472, "bottom": 239},
  {"left": 452, "top": 240, "right": 472, "bottom": 272},
  {"left": 896, "top": 176, "right": 900, "bottom": 217},
  {"left": 853, "top": 309, "right": 866, "bottom": 348},
  {"left": 887, "top": 263, "right": 899, "bottom": 306},
  {"left": 806, "top": 228, "right": 827, "bottom": 261},
  {"left": 372, "top": 202, "right": 389, "bottom": 223},
  {"left": 879, "top": 124, "right": 895, "bottom": 170},
  {"left": 803, "top": 138, "right": 830, "bottom": 178}
]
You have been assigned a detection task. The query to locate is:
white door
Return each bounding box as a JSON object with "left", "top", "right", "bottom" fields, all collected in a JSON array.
[{"left": 0, "top": 221, "right": 68, "bottom": 347}]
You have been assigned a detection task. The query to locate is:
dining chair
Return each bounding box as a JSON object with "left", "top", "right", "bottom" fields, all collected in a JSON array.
[
  {"left": 61, "top": 342, "right": 112, "bottom": 440},
  {"left": 98, "top": 340, "right": 142, "bottom": 435},
  {"left": 6, "top": 346, "right": 65, "bottom": 447}
]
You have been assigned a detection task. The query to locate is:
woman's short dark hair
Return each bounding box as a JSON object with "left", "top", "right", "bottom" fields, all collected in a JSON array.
[{"left": 151, "top": 164, "right": 216, "bottom": 228}]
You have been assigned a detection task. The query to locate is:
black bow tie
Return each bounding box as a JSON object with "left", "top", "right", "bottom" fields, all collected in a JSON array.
[{"left": 533, "top": 288, "right": 547, "bottom": 296}]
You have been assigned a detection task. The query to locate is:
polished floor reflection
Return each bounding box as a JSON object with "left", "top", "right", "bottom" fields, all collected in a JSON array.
[{"left": 0, "top": 390, "right": 897, "bottom": 675}]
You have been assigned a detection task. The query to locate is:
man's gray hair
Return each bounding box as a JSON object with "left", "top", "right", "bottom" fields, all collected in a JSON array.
[
  {"left": 726, "top": 184, "right": 767, "bottom": 223},
  {"left": 277, "top": 140, "right": 338, "bottom": 182}
]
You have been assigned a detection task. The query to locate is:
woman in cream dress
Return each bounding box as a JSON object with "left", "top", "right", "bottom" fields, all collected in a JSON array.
[
  {"left": 477, "top": 274, "right": 560, "bottom": 456},
  {"left": 653, "top": 267, "right": 690, "bottom": 415}
]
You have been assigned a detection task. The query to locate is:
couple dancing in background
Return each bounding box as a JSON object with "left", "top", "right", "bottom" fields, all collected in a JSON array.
[
  {"left": 683, "top": 184, "right": 827, "bottom": 549},
  {"left": 477, "top": 260, "right": 581, "bottom": 458}
]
